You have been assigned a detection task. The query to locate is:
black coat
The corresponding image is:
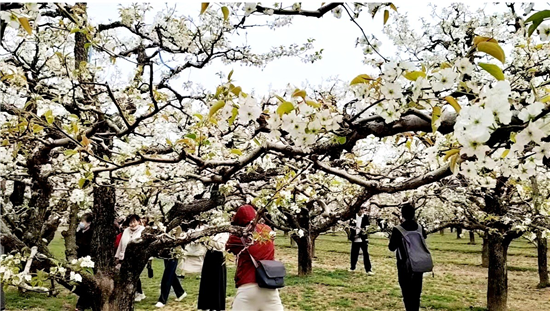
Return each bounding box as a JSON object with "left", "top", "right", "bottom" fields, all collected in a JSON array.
[
  {"left": 348, "top": 215, "right": 370, "bottom": 242},
  {"left": 75, "top": 226, "right": 93, "bottom": 258},
  {"left": 198, "top": 250, "right": 227, "bottom": 310}
]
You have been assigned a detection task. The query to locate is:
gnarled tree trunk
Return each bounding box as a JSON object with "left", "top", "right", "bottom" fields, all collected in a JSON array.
[
  {"left": 295, "top": 235, "right": 314, "bottom": 276},
  {"left": 536, "top": 231, "right": 549, "bottom": 288},
  {"left": 487, "top": 234, "right": 509, "bottom": 311}
]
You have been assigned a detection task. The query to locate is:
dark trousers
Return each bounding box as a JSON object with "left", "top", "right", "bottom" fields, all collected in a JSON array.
[
  {"left": 137, "top": 278, "right": 142, "bottom": 294},
  {"left": 397, "top": 267, "right": 423, "bottom": 311},
  {"left": 158, "top": 259, "right": 185, "bottom": 304},
  {"left": 350, "top": 241, "right": 372, "bottom": 272}
]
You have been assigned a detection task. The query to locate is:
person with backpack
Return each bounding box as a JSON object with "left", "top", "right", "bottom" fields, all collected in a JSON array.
[
  {"left": 388, "top": 203, "right": 433, "bottom": 311},
  {"left": 226, "top": 204, "right": 284, "bottom": 311}
]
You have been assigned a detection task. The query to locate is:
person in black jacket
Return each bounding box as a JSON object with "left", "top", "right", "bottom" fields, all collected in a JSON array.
[
  {"left": 75, "top": 213, "right": 93, "bottom": 258},
  {"left": 75, "top": 213, "right": 93, "bottom": 311},
  {"left": 348, "top": 207, "right": 373, "bottom": 274},
  {"left": 388, "top": 203, "right": 427, "bottom": 311}
]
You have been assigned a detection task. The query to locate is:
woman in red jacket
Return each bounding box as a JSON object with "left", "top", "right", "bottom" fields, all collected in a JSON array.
[{"left": 226, "top": 205, "right": 284, "bottom": 311}]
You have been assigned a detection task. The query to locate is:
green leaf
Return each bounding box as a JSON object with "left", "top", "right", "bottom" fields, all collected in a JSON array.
[
  {"left": 350, "top": 74, "right": 372, "bottom": 85},
  {"left": 389, "top": 3, "right": 397, "bottom": 11},
  {"left": 230, "top": 86, "right": 242, "bottom": 96},
  {"left": 193, "top": 113, "right": 204, "bottom": 121},
  {"left": 78, "top": 178, "right": 86, "bottom": 189},
  {"left": 444, "top": 96, "right": 461, "bottom": 113},
  {"left": 306, "top": 100, "right": 321, "bottom": 108},
  {"left": 185, "top": 133, "right": 197, "bottom": 140},
  {"left": 449, "top": 153, "right": 459, "bottom": 174},
  {"left": 209, "top": 100, "right": 225, "bottom": 117},
  {"left": 227, "top": 69, "right": 234, "bottom": 81},
  {"left": 292, "top": 89, "right": 307, "bottom": 99},
  {"left": 525, "top": 10, "right": 550, "bottom": 23},
  {"left": 478, "top": 62, "right": 505, "bottom": 81},
  {"left": 477, "top": 41, "right": 505, "bottom": 63},
  {"left": 64, "top": 149, "right": 78, "bottom": 157},
  {"left": 528, "top": 19, "right": 543, "bottom": 37},
  {"left": 501, "top": 149, "right": 510, "bottom": 158},
  {"left": 32, "top": 124, "right": 44, "bottom": 133},
  {"left": 200, "top": 3, "right": 209, "bottom": 15},
  {"left": 44, "top": 110, "right": 54, "bottom": 125},
  {"left": 221, "top": 6, "right": 230, "bottom": 21},
  {"left": 336, "top": 136, "right": 346, "bottom": 144},
  {"left": 276, "top": 101, "right": 295, "bottom": 117},
  {"left": 230, "top": 149, "right": 243, "bottom": 156},
  {"left": 228, "top": 107, "right": 238, "bottom": 126},
  {"left": 473, "top": 36, "right": 498, "bottom": 45},
  {"left": 383, "top": 9, "right": 389, "bottom": 25},
  {"left": 403, "top": 71, "right": 426, "bottom": 81},
  {"left": 431, "top": 106, "right": 441, "bottom": 133},
  {"left": 18, "top": 17, "right": 32, "bottom": 35},
  {"left": 406, "top": 139, "right": 412, "bottom": 150}
]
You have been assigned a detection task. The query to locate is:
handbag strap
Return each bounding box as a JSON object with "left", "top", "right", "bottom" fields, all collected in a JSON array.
[{"left": 240, "top": 237, "right": 259, "bottom": 268}]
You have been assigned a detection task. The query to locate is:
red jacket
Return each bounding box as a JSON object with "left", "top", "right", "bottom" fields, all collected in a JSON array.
[
  {"left": 114, "top": 232, "right": 123, "bottom": 249},
  {"left": 226, "top": 205, "right": 275, "bottom": 288}
]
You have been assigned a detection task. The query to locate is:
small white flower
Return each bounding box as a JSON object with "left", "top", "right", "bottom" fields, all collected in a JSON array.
[
  {"left": 79, "top": 256, "right": 95, "bottom": 269},
  {"left": 292, "top": 3, "right": 301, "bottom": 11},
  {"left": 518, "top": 102, "right": 545, "bottom": 122},
  {"left": 70, "top": 271, "right": 82, "bottom": 282},
  {"left": 539, "top": 23, "right": 550, "bottom": 41},
  {"left": 381, "top": 82, "right": 403, "bottom": 99},
  {"left": 516, "top": 122, "right": 545, "bottom": 146},
  {"left": 332, "top": 6, "right": 342, "bottom": 19},
  {"left": 297, "top": 229, "right": 304, "bottom": 238},
  {"left": 243, "top": 3, "right": 257, "bottom": 16},
  {"left": 432, "top": 68, "right": 458, "bottom": 92},
  {"left": 238, "top": 96, "right": 262, "bottom": 124},
  {"left": 455, "top": 58, "right": 474, "bottom": 76},
  {"left": 265, "top": 9, "right": 274, "bottom": 16}
]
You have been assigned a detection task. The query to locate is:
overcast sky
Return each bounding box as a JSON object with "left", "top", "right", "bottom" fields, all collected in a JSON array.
[{"left": 85, "top": 2, "right": 469, "bottom": 95}]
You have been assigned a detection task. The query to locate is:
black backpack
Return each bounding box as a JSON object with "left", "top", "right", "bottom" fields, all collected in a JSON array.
[{"left": 396, "top": 225, "right": 433, "bottom": 273}]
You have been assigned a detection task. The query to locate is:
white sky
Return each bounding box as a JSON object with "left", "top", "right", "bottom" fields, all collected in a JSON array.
[{"left": 84, "top": 2, "right": 458, "bottom": 95}]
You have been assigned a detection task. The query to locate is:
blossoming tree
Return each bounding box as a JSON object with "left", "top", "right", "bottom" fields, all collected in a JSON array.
[{"left": 2, "top": 2, "right": 550, "bottom": 311}]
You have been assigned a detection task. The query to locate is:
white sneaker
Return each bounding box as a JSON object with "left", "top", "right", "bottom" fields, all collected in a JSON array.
[
  {"left": 175, "top": 292, "right": 187, "bottom": 302},
  {"left": 135, "top": 293, "right": 146, "bottom": 302},
  {"left": 366, "top": 271, "right": 375, "bottom": 276},
  {"left": 154, "top": 302, "right": 165, "bottom": 308},
  {"left": 348, "top": 268, "right": 357, "bottom": 272}
]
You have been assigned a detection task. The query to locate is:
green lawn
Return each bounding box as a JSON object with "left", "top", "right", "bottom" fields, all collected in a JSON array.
[{"left": 5, "top": 231, "right": 550, "bottom": 310}]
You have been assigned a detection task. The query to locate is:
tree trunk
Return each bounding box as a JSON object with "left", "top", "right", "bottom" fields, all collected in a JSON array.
[
  {"left": 536, "top": 231, "right": 549, "bottom": 288},
  {"left": 482, "top": 236, "right": 489, "bottom": 268},
  {"left": 487, "top": 234, "right": 509, "bottom": 311},
  {"left": 456, "top": 226, "right": 462, "bottom": 239},
  {"left": 468, "top": 231, "right": 476, "bottom": 245},
  {"left": 296, "top": 235, "right": 315, "bottom": 276},
  {"left": 91, "top": 185, "right": 117, "bottom": 271},
  {"left": 440, "top": 229, "right": 444, "bottom": 235},
  {"left": 63, "top": 202, "right": 79, "bottom": 261}
]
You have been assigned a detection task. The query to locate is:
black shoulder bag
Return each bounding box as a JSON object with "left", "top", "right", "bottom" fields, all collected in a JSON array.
[{"left": 241, "top": 238, "right": 286, "bottom": 289}]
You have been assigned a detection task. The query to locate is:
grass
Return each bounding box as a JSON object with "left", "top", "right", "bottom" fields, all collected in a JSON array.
[{"left": 5, "top": 231, "right": 550, "bottom": 311}]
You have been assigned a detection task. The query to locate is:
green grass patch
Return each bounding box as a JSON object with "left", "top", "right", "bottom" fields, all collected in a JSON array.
[{"left": 4, "top": 231, "right": 549, "bottom": 311}]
